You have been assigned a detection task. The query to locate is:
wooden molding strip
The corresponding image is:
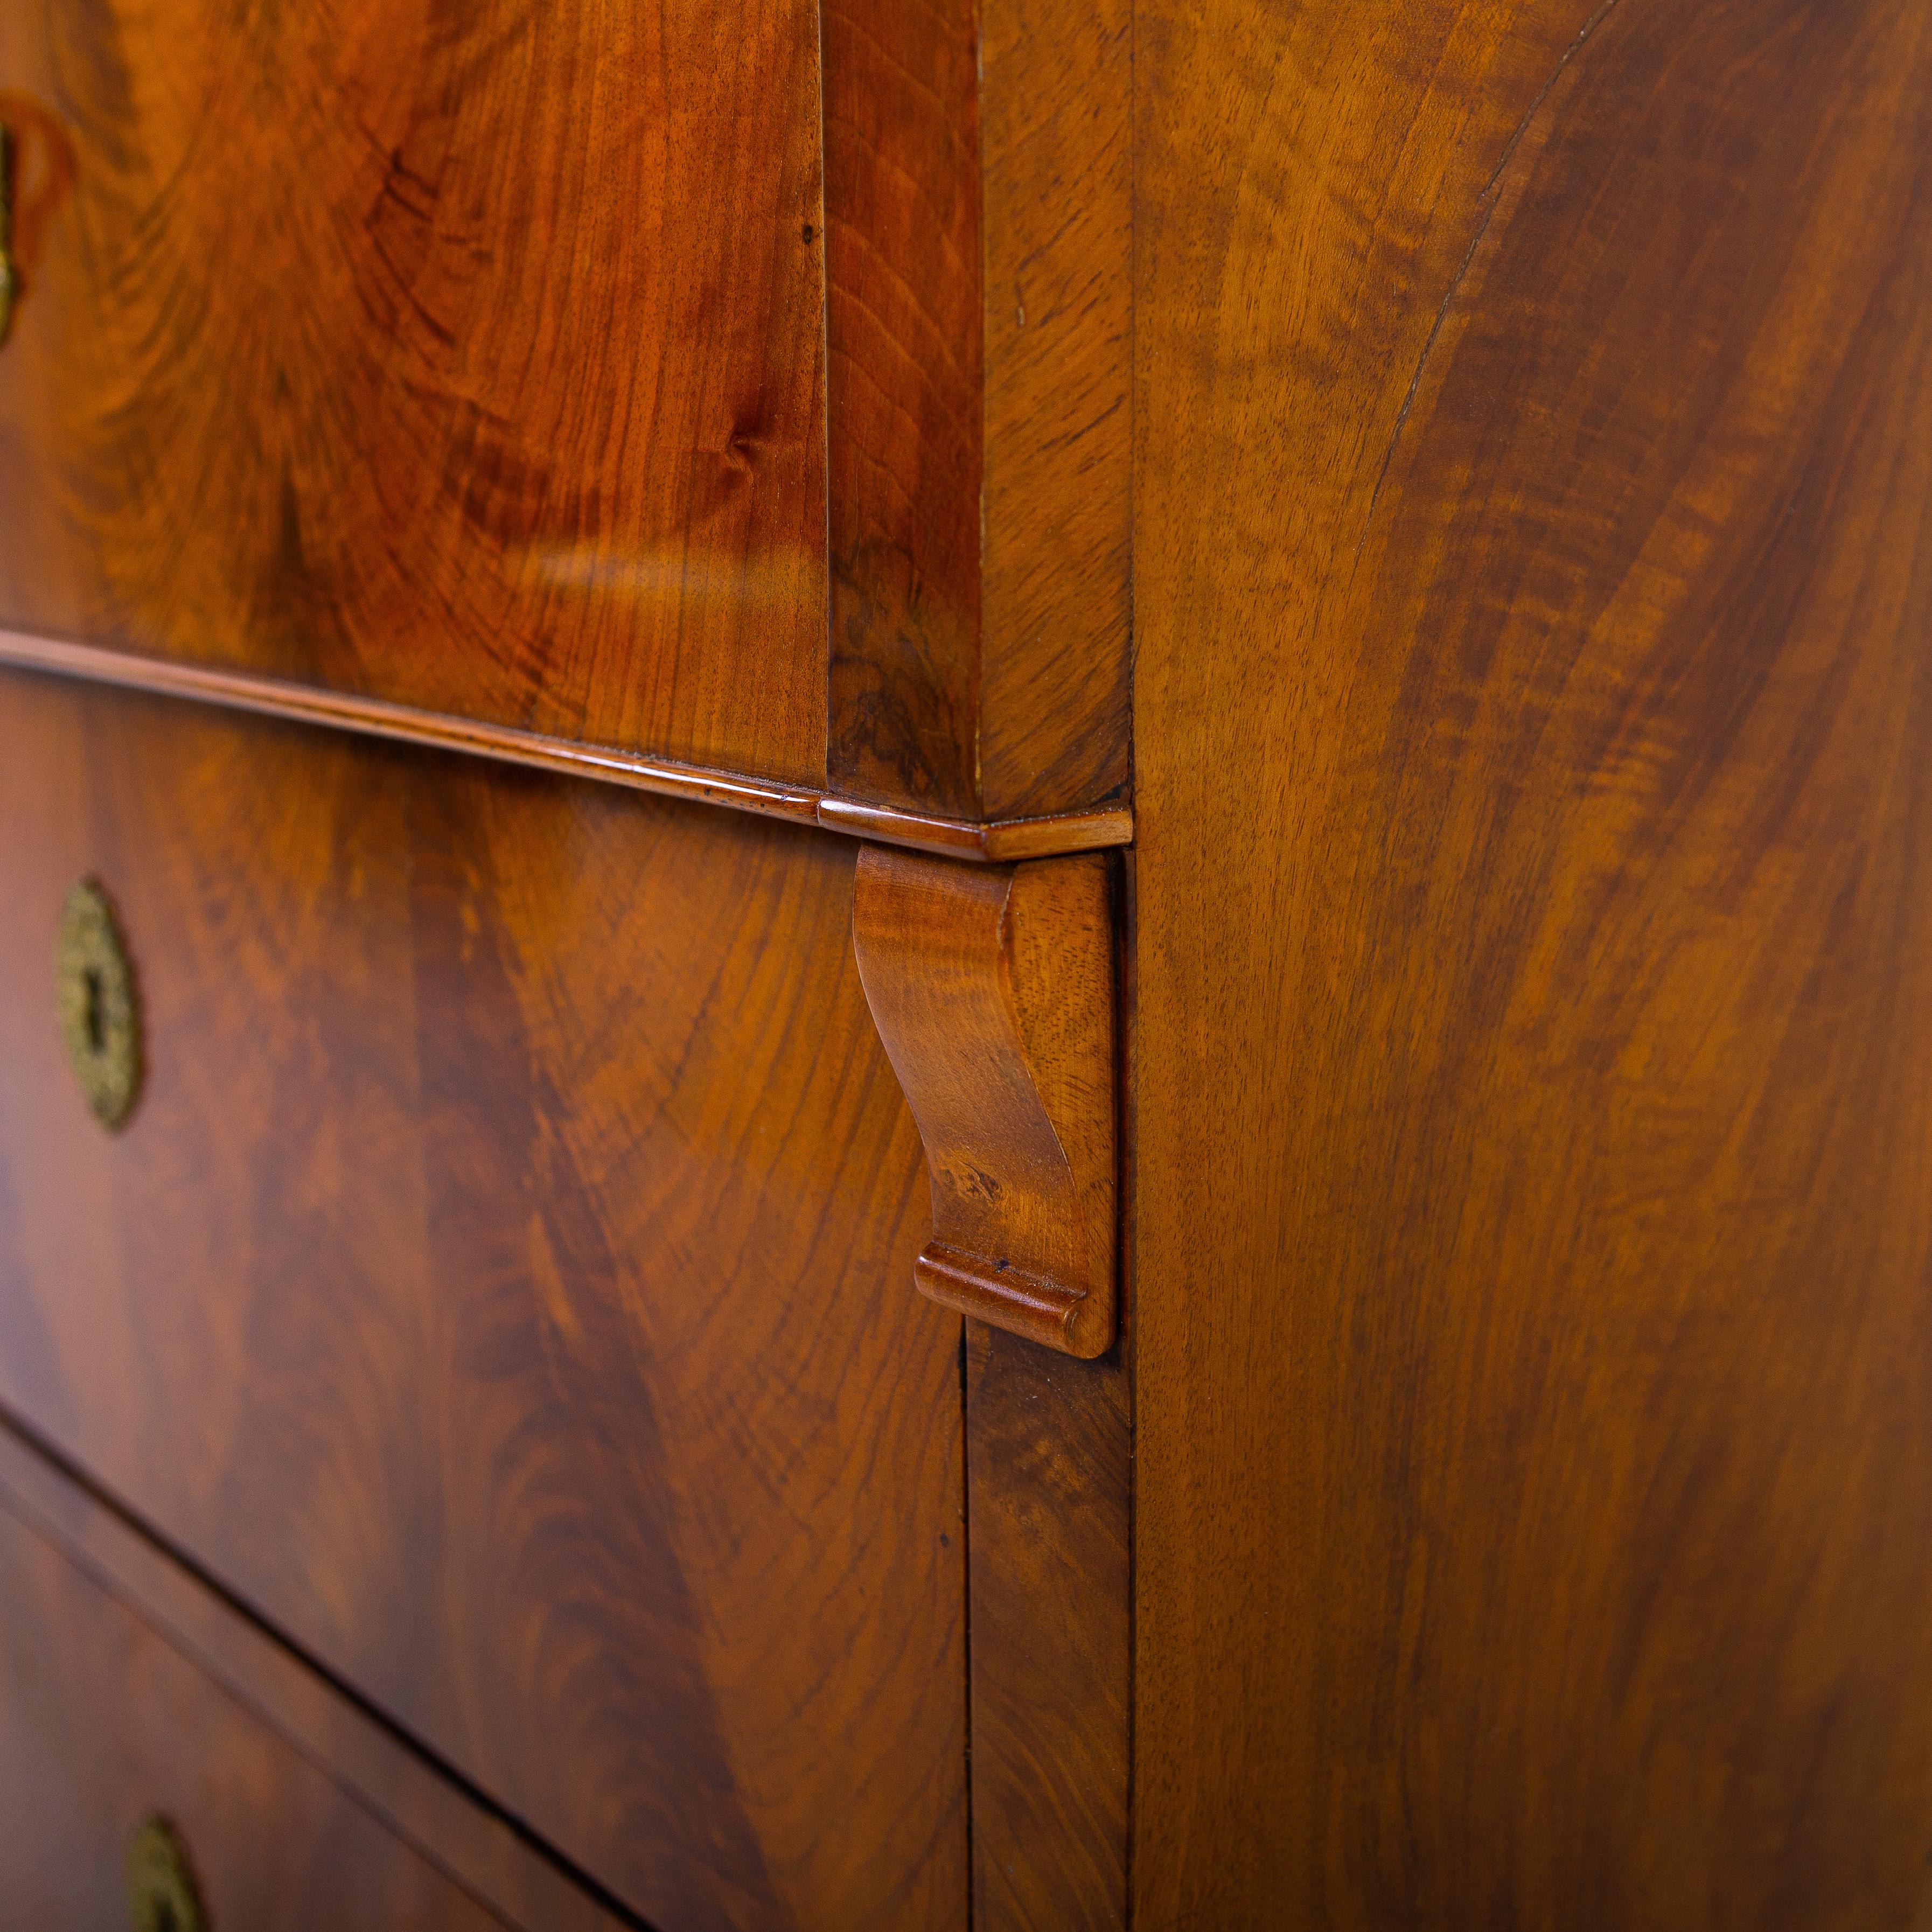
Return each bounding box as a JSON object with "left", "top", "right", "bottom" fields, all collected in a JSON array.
[
  {"left": 815, "top": 796, "right": 1133, "bottom": 862},
  {"left": 0, "top": 628, "right": 1132, "bottom": 862}
]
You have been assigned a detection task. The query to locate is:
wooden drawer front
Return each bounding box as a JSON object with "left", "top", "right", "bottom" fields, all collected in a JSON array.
[
  {"left": 0, "top": 0, "right": 1138, "bottom": 837},
  {"left": 0, "top": 674, "right": 968, "bottom": 1931},
  {"left": 0, "top": 0, "right": 826, "bottom": 783},
  {"left": 0, "top": 1495, "right": 520, "bottom": 1930}
]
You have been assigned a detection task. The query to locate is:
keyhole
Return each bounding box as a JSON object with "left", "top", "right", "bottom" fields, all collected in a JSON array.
[
  {"left": 60, "top": 880, "right": 141, "bottom": 1131},
  {"left": 82, "top": 966, "right": 104, "bottom": 1054}
]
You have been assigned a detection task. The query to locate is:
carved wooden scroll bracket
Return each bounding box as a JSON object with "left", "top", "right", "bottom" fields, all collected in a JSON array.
[{"left": 853, "top": 846, "right": 1118, "bottom": 1358}]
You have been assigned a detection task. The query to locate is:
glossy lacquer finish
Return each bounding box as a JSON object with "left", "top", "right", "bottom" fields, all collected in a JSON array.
[
  {"left": 0, "top": 674, "right": 967, "bottom": 1932},
  {"left": 0, "top": 1498, "right": 517, "bottom": 1932},
  {"left": 0, "top": 0, "right": 827, "bottom": 782},
  {"left": 0, "top": 1412, "right": 629, "bottom": 1931},
  {"left": 1135, "top": 0, "right": 1932, "bottom": 1926},
  {"left": 822, "top": 0, "right": 1131, "bottom": 822}
]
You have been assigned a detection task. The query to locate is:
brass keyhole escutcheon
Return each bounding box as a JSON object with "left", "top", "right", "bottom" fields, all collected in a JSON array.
[
  {"left": 0, "top": 120, "right": 17, "bottom": 346},
  {"left": 127, "top": 1816, "right": 206, "bottom": 1932},
  {"left": 58, "top": 878, "right": 142, "bottom": 1130}
]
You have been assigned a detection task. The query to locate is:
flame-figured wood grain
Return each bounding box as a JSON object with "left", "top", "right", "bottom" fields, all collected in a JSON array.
[
  {"left": 0, "top": 0, "right": 828, "bottom": 784},
  {"left": 821, "top": 0, "right": 980, "bottom": 815},
  {"left": 853, "top": 847, "right": 1117, "bottom": 1359},
  {"left": 0, "top": 1413, "right": 630, "bottom": 1931},
  {"left": 0, "top": 0, "right": 1130, "bottom": 834},
  {"left": 976, "top": 0, "right": 1132, "bottom": 824},
  {"left": 822, "top": 0, "right": 1131, "bottom": 822},
  {"left": 1133, "top": 0, "right": 1932, "bottom": 1924},
  {"left": 0, "top": 1492, "right": 523, "bottom": 1932},
  {"left": 965, "top": 1325, "right": 1129, "bottom": 1931},
  {"left": 0, "top": 625, "right": 1136, "bottom": 863},
  {"left": 0, "top": 672, "right": 968, "bottom": 1932}
]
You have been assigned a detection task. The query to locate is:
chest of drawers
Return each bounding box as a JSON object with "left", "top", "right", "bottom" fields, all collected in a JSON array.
[{"left": 3, "top": 1, "right": 1932, "bottom": 1927}]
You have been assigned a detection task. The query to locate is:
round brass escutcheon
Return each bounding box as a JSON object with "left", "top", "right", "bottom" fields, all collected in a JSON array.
[
  {"left": 0, "top": 121, "right": 18, "bottom": 347},
  {"left": 57, "top": 877, "right": 142, "bottom": 1130},
  {"left": 127, "top": 1815, "right": 206, "bottom": 1932}
]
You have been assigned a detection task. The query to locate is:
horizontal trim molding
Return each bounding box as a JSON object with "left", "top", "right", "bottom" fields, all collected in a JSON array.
[
  {"left": 815, "top": 797, "right": 1134, "bottom": 862},
  {"left": 0, "top": 629, "right": 1133, "bottom": 862}
]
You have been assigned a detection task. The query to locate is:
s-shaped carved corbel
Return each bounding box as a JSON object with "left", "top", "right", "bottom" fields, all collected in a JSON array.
[{"left": 852, "top": 846, "right": 1118, "bottom": 1359}]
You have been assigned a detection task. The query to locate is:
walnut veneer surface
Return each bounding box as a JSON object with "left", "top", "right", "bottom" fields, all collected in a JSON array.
[
  {"left": 1133, "top": 0, "right": 1932, "bottom": 1924},
  {"left": 0, "top": 1497, "right": 520, "bottom": 1931},
  {"left": 0, "top": 1409, "right": 634, "bottom": 1930},
  {"left": 0, "top": 0, "right": 831, "bottom": 784},
  {"left": 2, "top": 0, "right": 1932, "bottom": 1927},
  {"left": 0, "top": 673, "right": 967, "bottom": 1932},
  {"left": 0, "top": 0, "right": 1132, "bottom": 829}
]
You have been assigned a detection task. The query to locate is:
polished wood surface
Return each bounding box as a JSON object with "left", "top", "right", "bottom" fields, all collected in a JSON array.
[
  {"left": 0, "top": 627, "right": 1135, "bottom": 863},
  {"left": 822, "top": 0, "right": 980, "bottom": 817},
  {"left": 823, "top": 0, "right": 1131, "bottom": 823},
  {"left": 0, "top": 673, "right": 969, "bottom": 1931},
  {"left": 17, "top": 0, "right": 1929, "bottom": 1919},
  {"left": 965, "top": 1326, "right": 1130, "bottom": 1931},
  {"left": 854, "top": 848, "right": 1117, "bottom": 1358},
  {"left": 0, "top": 0, "right": 1132, "bottom": 834},
  {"left": 0, "top": 1413, "right": 630, "bottom": 1931},
  {"left": 0, "top": 1490, "right": 517, "bottom": 1931},
  {"left": 975, "top": 0, "right": 1132, "bottom": 825},
  {"left": 818, "top": 793, "right": 1133, "bottom": 864},
  {"left": 1134, "top": 0, "right": 1932, "bottom": 1924},
  {"left": 0, "top": 0, "right": 828, "bottom": 783}
]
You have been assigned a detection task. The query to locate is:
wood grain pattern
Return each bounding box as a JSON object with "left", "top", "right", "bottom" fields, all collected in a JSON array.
[
  {"left": 1, "top": 0, "right": 1131, "bottom": 830},
  {"left": 814, "top": 793, "right": 1135, "bottom": 866},
  {"left": 821, "top": 0, "right": 982, "bottom": 814},
  {"left": 976, "top": 0, "right": 1132, "bottom": 823},
  {"left": 822, "top": 0, "right": 1132, "bottom": 822},
  {"left": 0, "top": 0, "right": 828, "bottom": 783},
  {"left": 1133, "top": 0, "right": 1932, "bottom": 1925},
  {"left": 0, "top": 1414, "right": 632, "bottom": 1931},
  {"left": 965, "top": 1326, "right": 1130, "bottom": 1932},
  {"left": 0, "top": 626, "right": 1136, "bottom": 863},
  {"left": 0, "top": 1490, "right": 520, "bottom": 1932},
  {"left": 853, "top": 847, "right": 1117, "bottom": 1358},
  {"left": 0, "top": 672, "right": 968, "bottom": 1932}
]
